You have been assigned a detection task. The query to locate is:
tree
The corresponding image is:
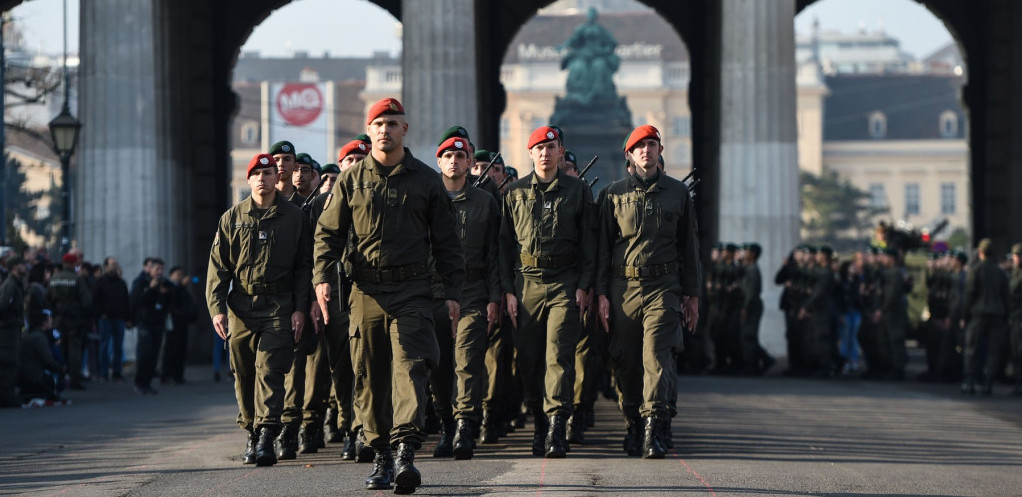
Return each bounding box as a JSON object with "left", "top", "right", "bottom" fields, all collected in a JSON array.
[
  {"left": 800, "top": 170, "right": 888, "bottom": 251},
  {"left": 3, "top": 153, "right": 57, "bottom": 251}
]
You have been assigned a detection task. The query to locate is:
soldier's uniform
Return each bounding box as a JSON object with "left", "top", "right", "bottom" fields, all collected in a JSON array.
[
  {"left": 47, "top": 255, "right": 92, "bottom": 389},
  {"left": 800, "top": 248, "right": 835, "bottom": 377},
  {"left": 738, "top": 245, "right": 765, "bottom": 374},
  {"left": 499, "top": 126, "right": 595, "bottom": 458},
  {"left": 858, "top": 248, "right": 884, "bottom": 377},
  {"left": 962, "top": 239, "right": 1010, "bottom": 394},
  {"left": 596, "top": 126, "right": 700, "bottom": 459},
  {"left": 0, "top": 260, "right": 26, "bottom": 406},
  {"left": 923, "top": 254, "right": 952, "bottom": 381},
  {"left": 206, "top": 153, "right": 313, "bottom": 466},
  {"left": 314, "top": 100, "right": 464, "bottom": 493},
  {"left": 774, "top": 249, "right": 803, "bottom": 374}
]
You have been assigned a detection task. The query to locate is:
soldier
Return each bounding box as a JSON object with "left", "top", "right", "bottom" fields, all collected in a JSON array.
[
  {"left": 873, "top": 248, "right": 909, "bottom": 380},
  {"left": 319, "top": 164, "right": 341, "bottom": 196},
  {"left": 858, "top": 247, "right": 884, "bottom": 378},
  {"left": 206, "top": 152, "right": 312, "bottom": 467},
  {"left": 775, "top": 247, "right": 802, "bottom": 375},
  {"left": 339, "top": 139, "right": 370, "bottom": 172},
  {"left": 798, "top": 246, "right": 835, "bottom": 377},
  {"left": 293, "top": 153, "right": 321, "bottom": 201},
  {"left": 738, "top": 243, "right": 773, "bottom": 375},
  {"left": 710, "top": 243, "right": 740, "bottom": 373},
  {"left": 313, "top": 98, "right": 464, "bottom": 493},
  {"left": 0, "top": 256, "right": 28, "bottom": 406},
  {"left": 473, "top": 149, "right": 507, "bottom": 192},
  {"left": 596, "top": 124, "right": 700, "bottom": 458},
  {"left": 499, "top": 125, "right": 595, "bottom": 459},
  {"left": 921, "top": 251, "right": 951, "bottom": 381},
  {"left": 48, "top": 253, "right": 92, "bottom": 390},
  {"left": 270, "top": 140, "right": 299, "bottom": 200},
  {"left": 961, "top": 238, "right": 1010, "bottom": 395},
  {"left": 1008, "top": 244, "right": 1022, "bottom": 396}
]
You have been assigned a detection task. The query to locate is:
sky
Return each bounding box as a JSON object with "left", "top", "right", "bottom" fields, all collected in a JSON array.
[{"left": 10, "top": 0, "right": 952, "bottom": 61}]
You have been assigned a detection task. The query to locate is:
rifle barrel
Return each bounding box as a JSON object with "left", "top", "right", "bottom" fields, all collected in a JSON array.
[{"left": 578, "top": 155, "right": 599, "bottom": 180}]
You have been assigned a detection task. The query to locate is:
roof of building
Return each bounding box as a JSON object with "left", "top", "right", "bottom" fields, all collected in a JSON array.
[
  {"left": 823, "top": 74, "right": 967, "bottom": 141},
  {"left": 232, "top": 52, "right": 397, "bottom": 83},
  {"left": 503, "top": 11, "right": 688, "bottom": 65}
]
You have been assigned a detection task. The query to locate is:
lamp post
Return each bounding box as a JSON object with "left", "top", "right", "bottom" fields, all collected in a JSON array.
[{"left": 48, "top": 103, "right": 80, "bottom": 253}]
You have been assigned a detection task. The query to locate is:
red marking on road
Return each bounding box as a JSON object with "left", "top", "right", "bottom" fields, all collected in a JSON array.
[
  {"left": 534, "top": 457, "right": 549, "bottom": 496},
  {"left": 675, "top": 455, "right": 717, "bottom": 497}
]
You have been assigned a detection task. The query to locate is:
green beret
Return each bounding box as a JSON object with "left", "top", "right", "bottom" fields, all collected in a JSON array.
[
  {"left": 438, "top": 125, "right": 470, "bottom": 146},
  {"left": 355, "top": 134, "right": 371, "bottom": 145},
  {"left": 564, "top": 150, "right": 577, "bottom": 165},
  {"left": 805, "top": 245, "right": 819, "bottom": 255},
  {"left": 549, "top": 125, "right": 565, "bottom": 143},
  {"left": 269, "top": 140, "right": 295, "bottom": 156},
  {"left": 320, "top": 164, "right": 340, "bottom": 175},
  {"left": 295, "top": 153, "right": 314, "bottom": 166},
  {"left": 505, "top": 166, "right": 518, "bottom": 178},
  {"left": 474, "top": 149, "right": 492, "bottom": 162}
]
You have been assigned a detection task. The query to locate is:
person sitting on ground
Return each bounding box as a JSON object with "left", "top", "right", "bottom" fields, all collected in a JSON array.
[{"left": 19, "top": 311, "right": 66, "bottom": 402}]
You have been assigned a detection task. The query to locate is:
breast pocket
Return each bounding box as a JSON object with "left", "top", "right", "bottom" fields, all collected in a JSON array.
[
  {"left": 231, "top": 223, "right": 258, "bottom": 263},
  {"left": 657, "top": 196, "right": 681, "bottom": 237},
  {"left": 510, "top": 193, "right": 536, "bottom": 243},
  {"left": 350, "top": 186, "right": 377, "bottom": 238},
  {"left": 613, "top": 195, "right": 641, "bottom": 239}
]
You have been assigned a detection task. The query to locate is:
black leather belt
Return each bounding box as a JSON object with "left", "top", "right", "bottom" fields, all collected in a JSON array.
[
  {"left": 613, "top": 262, "right": 677, "bottom": 279},
  {"left": 520, "top": 252, "right": 575, "bottom": 269},
  {"left": 351, "top": 262, "right": 429, "bottom": 284},
  {"left": 238, "top": 279, "right": 294, "bottom": 295},
  {"left": 432, "top": 268, "right": 486, "bottom": 284}
]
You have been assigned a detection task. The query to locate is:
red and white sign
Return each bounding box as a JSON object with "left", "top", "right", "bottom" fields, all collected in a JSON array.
[{"left": 275, "top": 83, "right": 323, "bottom": 127}]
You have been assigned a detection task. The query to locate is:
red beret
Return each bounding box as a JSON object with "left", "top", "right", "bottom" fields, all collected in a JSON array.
[
  {"left": 436, "top": 137, "right": 470, "bottom": 157},
  {"left": 338, "top": 140, "right": 370, "bottom": 161},
  {"left": 527, "top": 126, "right": 560, "bottom": 150},
  {"left": 623, "top": 124, "right": 662, "bottom": 152},
  {"left": 61, "top": 252, "right": 79, "bottom": 265},
  {"left": 247, "top": 153, "right": 276, "bottom": 178},
  {"left": 365, "top": 98, "right": 404, "bottom": 125}
]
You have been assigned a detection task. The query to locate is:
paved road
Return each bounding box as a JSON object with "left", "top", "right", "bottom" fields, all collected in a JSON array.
[{"left": 3, "top": 361, "right": 1022, "bottom": 497}]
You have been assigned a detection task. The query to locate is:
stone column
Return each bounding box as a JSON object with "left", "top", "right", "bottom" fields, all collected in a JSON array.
[
  {"left": 78, "top": 0, "right": 177, "bottom": 276},
  {"left": 401, "top": 0, "right": 479, "bottom": 161},
  {"left": 719, "top": 0, "right": 799, "bottom": 356}
]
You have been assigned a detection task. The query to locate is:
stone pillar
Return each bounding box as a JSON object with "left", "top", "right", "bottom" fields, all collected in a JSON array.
[
  {"left": 78, "top": 0, "right": 177, "bottom": 276},
  {"left": 401, "top": 0, "right": 479, "bottom": 161},
  {"left": 719, "top": 0, "right": 799, "bottom": 356}
]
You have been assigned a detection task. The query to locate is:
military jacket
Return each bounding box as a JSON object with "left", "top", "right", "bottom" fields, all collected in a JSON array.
[
  {"left": 740, "top": 262, "right": 762, "bottom": 312},
  {"left": 206, "top": 193, "right": 312, "bottom": 319},
  {"left": 47, "top": 269, "right": 92, "bottom": 328},
  {"left": 964, "top": 259, "right": 1010, "bottom": 319},
  {"left": 803, "top": 265, "right": 834, "bottom": 314},
  {"left": 880, "top": 266, "right": 908, "bottom": 314},
  {"left": 499, "top": 168, "right": 596, "bottom": 293},
  {"left": 430, "top": 184, "right": 501, "bottom": 308},
  {"left": 313, "top": 148, "right": 465, "bottom": 300},
  {"left": 0, "top": 274, "right": 26, "bottom": 330}
]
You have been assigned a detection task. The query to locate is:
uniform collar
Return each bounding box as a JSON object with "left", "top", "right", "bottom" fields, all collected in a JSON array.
[
  {"left": 529, "top": 168, "right": 562, "bottom": 190},
  {"left": 628, "top": 168, "right": 662, "bottom": 192},
  {"left": 243, "top": 194, "right": 283, "bottom": 217},
  {"left": 364, "top": 147, "right": 418, "bottom": 177}
]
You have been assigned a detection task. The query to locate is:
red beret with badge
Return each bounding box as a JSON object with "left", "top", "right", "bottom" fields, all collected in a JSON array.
[
  {"left": 365, "top": 97, "right": 405, "bottom": 125},
  {"left": 623, "top": 124, "right": 662, "bottom": 152},
  {"left": 338, "top": 140, "right": 370, "bottom": 161},
  {"left": 527, "top": 126, "right": 560, "bottom": 149},
  {"left": 61, "top": 252, "right": 79, "bottom": 265},
  {"left": 436, "top": 137, "right": 470, "bottom": 157},
  {"left": 247, "top": 153, "right": 276, "bottom": 178}
]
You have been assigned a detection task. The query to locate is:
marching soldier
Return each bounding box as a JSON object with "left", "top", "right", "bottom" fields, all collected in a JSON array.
[
  {"left": 798, "top": 246, "right": 835, "bottom": 377},
  {"left": 270, "top": 140, "right": 299, "bottom": 200},
  {"left": 314, "top": 98, "right": 464, "bottom": 493},
  {"left": 961, "top": 239, "right": 1010, "bottom": 394},
  {"left": 596, "top": 125, "right": 700, "bottom": 459},
  {"left": 738, "top": 243, "right": 770, "bottom": 374},
  {"left": 499, "top": 125, "right": 595, "bottom": 459},
  {"left": 206, "top": 152, "right": 312, "bottom": 467},
  {"left": 48, "top": 253, "right": 91, "bottom": 390}
]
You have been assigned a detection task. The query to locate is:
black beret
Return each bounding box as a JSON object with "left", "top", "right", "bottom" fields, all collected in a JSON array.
[
  {"left": 295, "top": 153, "right": 314, "bottom": 166},
  {"left": 320, "top": 163, "right": 340, "bottom": 175},
  {"left": 564, "top": 150, "right": 577, "bottom": 166}
]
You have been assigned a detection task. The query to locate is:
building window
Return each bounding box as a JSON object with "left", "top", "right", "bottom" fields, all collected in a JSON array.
[
  {"left": 869, "top": 183, "right": 886, "bottom": 208},
  {"left": 868, "top": 111, "right": 887, "bottom": 139},
  {"left": 905, "top": 183, "right": 920, "bottom": 216},
  {"left": 939, "top": 110, "right": 959, "bottom": 138},
  {"left": 240, "top": 121, "right": 259, "bottom": 145},
  {"left": 941, "top": 182, "right": 956, "bottom": 215},
  {"left": 671, "top": 116, "right": 691, "bottom": 137},
  {"left": 500, "top": 118, "right": 510, "bottom": 140}
]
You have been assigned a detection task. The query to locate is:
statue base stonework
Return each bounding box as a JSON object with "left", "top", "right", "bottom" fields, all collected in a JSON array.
[{"left": 550, "top": 96, "right": 633, "bottom": 189}]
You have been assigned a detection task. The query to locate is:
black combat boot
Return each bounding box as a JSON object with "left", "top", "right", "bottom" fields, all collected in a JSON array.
[
  {"left": 242, "top": 428, "right": 258, "bottom": 464},
  {"left": 432, "top": 417, "right": 456, "bottom": 457},
  {"left": 531, "top": 412, "right": 549, "bottom": 457},
  {"left": 355, "top": 428, "right": 375, "bottom": 462},
  {"left": 660, "top": 417, "right": 674, "bottom": 450},
  {"left": 364, "top": 447, "right": 394, "bottom": 490},
  {"left": 643, "top": 417, "right": 666, "bottom": 459},
  {"left": 298, "top": 424, "right": 318, "bottom": 454},
  {"left": 545, "top": 414, "right": 568, "bottom": 458},
  {"left": 314, "top": 417, "right": 327, "bottom": 449},
  {"left": 623, "top": 417, "right": 642, "bottom": 456},
  {"left": 255, "top": 426, "right": 279, "bottom": 466},
  {"left": 452, "top": 418, "right": 475, "bottom": 460},
  {"left": 275, "top": 424, "right": 298, "bottom": 460},
  {"left": 393, "top": 442, "right": 421, "bottom": 495},
  {"left": 480, "top": 410, "right": 498, "bottom": 444},
  {"left": 323, "top": 408, "right": 341, "bottom": 443},
  {"left": 341, "top": 431, "right": 358, "bottom": 461},
  {"left": 567, "top": 406, "right": 585, "bottom": 445}
]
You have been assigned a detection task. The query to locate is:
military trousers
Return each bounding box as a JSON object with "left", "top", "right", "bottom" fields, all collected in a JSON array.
[
  {"left": 349, "top": 283, "right": 438, "bottom": 450},
  {"left": 323, "top": 300, "right": 355, "bottom": 432},
  {"left": 302, "top": 332, "right": 333, "bottom": 428},
  {"left": 740, "top": 302, "right": 764, "bottom": 370},
  {"left": 482, "top": 315, "right": 510, "bottom": 413},
  {"left": 879, "top": 313, "right": 908, "bottom": 373},
  {"left": 963, "top": 314, "right": 1007, "bottom": 385},
  {"left": 282, "top": 320, "right": 319, "bottom": 427},
  {"left": 607, "top": 278, "right": 681, "bottom": 420},
  {"left": 60, "top": 325, "right": 86, "bottom": 384},
  {"left": 572, "top": 312, "right": 603, "bottom": 411},
  {"left": 228, "top": 312, "right": 295, "bottom": 430},
  {"left": 512, "top": 275, "right": 580, "bottom": 417},
  {"left": 453, "top": 306, "right": 490, "bottom": 422},
  {"left": 430, "top": 300, "right": 456, "bottom": 421}
]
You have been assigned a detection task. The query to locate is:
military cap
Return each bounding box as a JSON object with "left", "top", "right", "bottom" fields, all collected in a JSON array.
[
  {"left": 819, "top": 245, "right": 834, "bottom": 257},
  {"left": 61, "top": 252, "right": 79, "bottom": 265},
  {"left": 320, "top": 163, "right": 340, "bottom": 176},
  {"left": 505, "top": 166, "right": 518, "bottom": 179},
  {"left": 474, "top": 149, "right": 492, "bottom": 162},
  {"left": 805, "top": 245, "right": 819, "bottom": 255},
  {"left": 439, "top": 125, "right": 470, "bottom": 146},
  {"left": 338, "top": 139, "right": 370, "bottom": 161},
  {"left": 1012, "top": 243, "right": 1022, "bottom": 255},
  {"left": 247, "top": 153, "right": 276, "bottom": 178},
  {"left": 365, "top": 97, "right": 404, "bottom": 125},
  {"left": 269, "top": 140, "right": 295, "bottom": 156},
  {"left": 724, "top": 242, "right": 739, "bottom": 252},
  {"left": 564, "top": 150, "right": 577, "bottom": 166},
  {"left": 929, "top": 251, "right": 945, "bottom": 260},
  {"left": 437, "top": 137, "right": 470, "bottom": 157},
  {"left": 977, "top": 238, "right": 993, "bottom": 255},
  {"left": 354, "top": 133, "right": 371, "bottom": 145},
  {"left": 623, "top": 124, "right": 662, "bottom": 152},
  {"left": 295, "top": 153, "right": 314, "bottom": 166},
  {"left": 527, "top": 126, "right": 560, "bottom": 149},
  {"left": 953, "top": 250, "right": 968, "bottom": 263}
]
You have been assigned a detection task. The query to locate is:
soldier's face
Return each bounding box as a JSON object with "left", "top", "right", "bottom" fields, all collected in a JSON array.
[
  {"left": 293, "top": 164, "right": 316, "bottom": 190},
  {"left": 627, "top": 139, "right": 663, "bottom": 172},
  {"left": 490, "top": 164, "right": 505, "bottom": 182},
  {"left": 439, "top": 149, "right": 470, "bottom": 180},
  {"left": 561, "top": 161, "right": 578, "bottom": 178},
  {"left": 149, "top": 263, "right": 164, "bottom": 280},
  {"left": 1014, "top": 254, "right": 1021, "bottom": 268},
  {"left": 273, "top": 154, "right": 296, "bottom": 177},
  {"left": 320, "top": 173, "right": 339, "bottom": 193},
  {"left": 248, "top": 167, "right": 279, "bottom": 196},
  {"left": 472, "top": 161, "right": 486, "bottom": 176},
  {"left": 368, "top": 116, "right": 408, "bottom": 153},
  {"left": 530, "top": 141, "right": 562, "bottom": 177},
  {"left": 340, "top": 153, "right": 365, "bottom": 172}
]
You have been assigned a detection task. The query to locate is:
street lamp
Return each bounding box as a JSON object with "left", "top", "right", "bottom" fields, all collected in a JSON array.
[{"left": 48, "top": 103, "right": 80, "bottom": 252}]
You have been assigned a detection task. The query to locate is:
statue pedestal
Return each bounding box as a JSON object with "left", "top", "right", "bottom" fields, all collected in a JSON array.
[{"left": 550, "top": 96, "right": 633, "bottom": 189}]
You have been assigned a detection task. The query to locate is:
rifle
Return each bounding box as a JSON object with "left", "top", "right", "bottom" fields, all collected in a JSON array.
[
  {"left": 473, "top": 152, "right": 502, "bottom": 187},
  {"left": 336, "top": 262, "right": 350, "bottom": 313},
  {"left": 680, "top": 168, "right": 697, "bottom": 184},
  {"left": 577, "top": 155, "right": 599, "bottom": 180},
  {"left": 496, "top": 175, "right": 513, "bottom": 191},
  {"left": 587, "top": 177, "right": 599, "bottom": 189}
]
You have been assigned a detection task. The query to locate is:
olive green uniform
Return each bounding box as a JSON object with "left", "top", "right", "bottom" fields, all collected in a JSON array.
[
  {"left": 206, "top": 194, "right": 312, "bottom": 431},
  {"left": 499, "top": 168, "right": 595, "bottom": 417},
  {"left": 962, "top": 259, "right": 1010, "bottom": 388},
  {"left": 739, "top": 261, "right": 764, "bottom": 370},
  {"left": 878, "top": 266, "right": 909, "bottom": 376},
  {"left": 595, "top": 169, "right": 700, "bottom": 422},
  {"left": 800, "top": 263, "right": 834, "bottom": 375},
  {"left": 47, "top": 268, "right": 92, "bottom": 386},
  {"left": 0, "top": 274, "right": 26, "bottom": 405},
  {"left": 313, "top": 149, "right": 465, "bottom": 450}
]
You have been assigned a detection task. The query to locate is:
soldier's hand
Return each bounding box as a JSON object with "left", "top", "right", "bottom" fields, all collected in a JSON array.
[
  {"left": 291, "top": 311, "right": 305, "bottom": 343},
  {"left": 486, "top": 302, "right": 500, "bottom": 335},
  {"left": 797, "top": 308, "right": 808, "bottom": 321},
  {"left": 212, "top": 313, "right": 229, "bottom": 341},
  {"left": 682, "top": 296, "right": 699, "bottom": 332},
  {"left": 315, "top": 283, "right": 331, "bottom": 325},
  {"left": 310, "top": 303, "right": 323, "bottom": 335},
  {"left": 598, "top": 295, "right": 611, "bottom": 333},
  {"left": 576, "top": 289, "right": 588, "bottom": 321},
  {"left": 505, "top": 293, "right": 519, "bottom": 329},
  {"left": 446, "top": 300, "right": 460, "bottom": 338},
  {"left": 740, "top": 309, "right": 747, "bottom": 323}
]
